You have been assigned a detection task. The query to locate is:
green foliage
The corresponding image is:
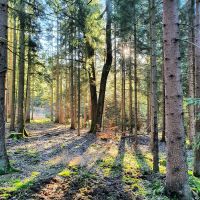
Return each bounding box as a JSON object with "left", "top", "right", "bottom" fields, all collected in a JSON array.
[{"left": 189, "top": 171, "right": 200, "bottom": 195}]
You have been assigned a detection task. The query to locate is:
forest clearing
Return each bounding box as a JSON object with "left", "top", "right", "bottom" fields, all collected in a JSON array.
[{"left": 1, "top": 0, "right": 200, "bottom": 199}]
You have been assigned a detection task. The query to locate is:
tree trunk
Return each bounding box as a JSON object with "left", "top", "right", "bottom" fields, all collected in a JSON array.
[
  {"left": 78, "top": 57, "right": 81, "bottom": 136},
  {"left": 134, "top": 2, "right": 138, "bottom": 141},
  {"left": 161, "top": 49, "right": 166, "bottom": 142},
  {"left": 31, "top": 70, "right": 34, "bottom": 120},
  {"left": 128, "top": 44, "right": 133, "bottom": 134},
  {"left": 163, "top": 0, "right": 191, "bottom": 198},
  {"left": 87, "top": 43, "right": 97, "bottom": 133},
  {"left": 96, "top": 0, "right": 112, "bottom": 131},
  {"left": 50, "top": 79, "right": 54, "bottom": 122},
  {"left": 0, "top": 0, "right": 10, "bottom": 173},
  {"left": 10, "top": 10, "right": 17, "bottom": 131},
  {"left": 150, "top": 0, "right": 159, "bottom": 172},
  {"left": 188, "top": 0, "right": 195, "bottom": 146},
  {"left": 70, "top": 47, "right": 75, "bottom": 129},
  {"left": 65, "top": 69, "right": 70, "bottom": 122},
  {"left": 194, "top": 0, "right": 200, "bottom": 177},
  {"left": 25, "top": 37, "right": 32, "bottom": 123},
  {"left": 114, "top": 25, "right": 117, "bottom": 128},
  {"left": 55, "top": 20, "right": 60, "bottom": 123},
  {"left": 59, "top": 73, "right": 65, "bottom": 124},
  {"left": 121, "top": 45, "right": 126, "bottom": 133},
  {"left": 17, "top": 1, "right": 25, "bottom": 133}
]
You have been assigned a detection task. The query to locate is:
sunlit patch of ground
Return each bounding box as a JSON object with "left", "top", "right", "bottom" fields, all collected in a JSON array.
[{"left": 1, "top": 124, "right": 200, "bottom": 199}]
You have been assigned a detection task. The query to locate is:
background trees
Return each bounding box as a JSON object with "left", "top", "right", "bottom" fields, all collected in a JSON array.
[{"left": 1, "top": 0, "right": 200, "bottom": 199}]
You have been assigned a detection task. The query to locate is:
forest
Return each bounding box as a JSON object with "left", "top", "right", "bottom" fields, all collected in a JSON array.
[{"left": 1, "top": 0, "right": 200, "bottom": 199}]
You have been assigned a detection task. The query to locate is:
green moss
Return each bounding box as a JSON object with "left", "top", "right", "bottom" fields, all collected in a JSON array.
[
  {"left": 97, "top": 156, "right": 115, "bottom": 168},
  {"left": 0, "top": 172, "right": 40, "bottom": 199},
  {"left": 58, "top": 169, "right": 71, "bottom": 177}
]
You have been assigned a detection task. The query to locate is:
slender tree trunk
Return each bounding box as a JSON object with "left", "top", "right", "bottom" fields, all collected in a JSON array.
[
  {"left": 31, "top": 71, "right": 34, "bottom": 120},
  {"left": 65, "top": 69, "right": 69, "bottom": 122},
  {"left": 10, "top": 11, "right": 17, "bottom": 131},
  {"left": 128, "top": 44, "right": 133, "bottom": 134},
  {"left": 17, "top": 1, "right": 25, "bottom": 133},
  {"left": 87, "top": 43, "right": 97, "bottom": 133},
  {"left": 78, "top": 57, "right": 81, "bottom": 136},
  {"left": 0, "top": 0, "right": 10, "bottom": 173},
  {"left": 147, "top": 75, "right": 151, "bottom": 135},
  {"left": 74, "top": 62, "right": 78, "bottom": 127},
  {"left": 114, "top": 25, "right": 117, "bottom": 127},
  {"left": 188, "top": 0, "right": 195, "bottom": 146},
  {"left": 194, "top": 0, "right": 200, "bottom": 177},
  {"left": 50, "top": 81, "right": 53, "bottom": 122},
  {"left": 121, "top": 45, "right": 126, "bottom": 132},
  {"left": 83, "top": 70, "right": 88, "bottom": 128},
  {"left": 96, "top": 0, "right": 112, "bottom": 131},
  {"left": 150, "top": 0, "right": 159, "bottom": 172},
  {"left": 59, "top": 73, "right": 65, "bottom": 124},
  {"left": 55, "top": 20, "right": 60, "bottom": 123},
  {"left": 70, "top": 46, "right": 75, "bottom": 129},
  {"left": 134, "top": 2, "right": 138, "bottom": 141},
  {"left": 161, "top": 49, "right": 166, "bottom": 142},
  {"left": 163, "top": 1, "right": 191, "bottom": 198},
  {"left": 25, "top": 37, "right": 32, "bottom": 123}
]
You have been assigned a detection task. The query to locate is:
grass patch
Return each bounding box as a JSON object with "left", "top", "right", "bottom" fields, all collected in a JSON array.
[
  {"left": 31, "top": 118, "right": 51, "bottom": 124},
  {"left": 58, "top": 169, "right": 71, "bottom": 177},
  {"left": 0, "top": 172, "right": 40, "bottom": 199}
]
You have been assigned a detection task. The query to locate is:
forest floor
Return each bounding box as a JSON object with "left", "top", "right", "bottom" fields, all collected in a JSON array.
[{"left": 0, "top": 121, "right": 200, "bottom": 200}]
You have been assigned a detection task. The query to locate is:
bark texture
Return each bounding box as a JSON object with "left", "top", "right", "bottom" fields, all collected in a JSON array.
[
  {"left": 86, "top": 43, "right": 97, "bottom": 133},
  {"left": 187, "top": 0, "right": 195, "bottom": 146},
  {"left": 25, "top": 37, "right": 32, "bottom": 123},
  {"left": 194, "top": 0, "right": 200, "bottom": 177},
  {"left": 0, "top": 0, "right": 10, "bottom": 173},
  {"left": 150, "top": 0, "right": 159, "bottom": 172},
  {"left": 163, "top": 0, "right": 191, "bottom": 198},
  {"left": 17, "top": 1, "right": 25, "bottom": 133},
  {"left": 10, "top": 9, "right": 17, "bottom": 131}
]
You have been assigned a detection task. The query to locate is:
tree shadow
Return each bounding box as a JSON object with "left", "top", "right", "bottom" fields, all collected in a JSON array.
[
  {"left": 6, "top": 133, "right": 97, "bottom": 199},
  {"left": 64, "top": 137, "right": 127, "bottom": 200},
  {"left": 133, "top": 147, "right": 152, "bottom": 176}
]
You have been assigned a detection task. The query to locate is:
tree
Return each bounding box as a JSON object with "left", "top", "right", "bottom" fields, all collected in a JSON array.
[
  {"left": 150, "top": 0, "right": 159, "bottom": 172},
  {"left": 96, "top": 0, "right": 113, "bottom": 131},
  {"left": 121, "top": 44, "right": 126, "bottom": 132},
  {"left": 55, "top": 19, "right": 60, "bottom": 123},
  {"left": 133, "top": 1, "right": 138, "bottom": 141},
  {"left": 187, "top": 0, "right": 195, "bottom": 146},
  {"left": 128, "top": 44, "right": 133, "bottom": 134},
  {"left": 25, "top": 36, "right": 32, "bottom": 123},
  {"left": 194, "top": 0, "right": 200, "bottom": 177},
  {"left": 163, "top": 0, "right": 191, "bottom": 198},
  {"left": 0, "top": 0, "right": 10, "bottom": 174},
  {"left": 17, "top": 0, "right": 26, "bottom": 133},
  {"left": 86, "top": 43, "right": 97, "bottom": 133},
  {"left": 10, "top": 2, "right": 17, "bottom": 131},
  {"left": 70, "top": 35, "right": 75, "bottom": 129}
]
